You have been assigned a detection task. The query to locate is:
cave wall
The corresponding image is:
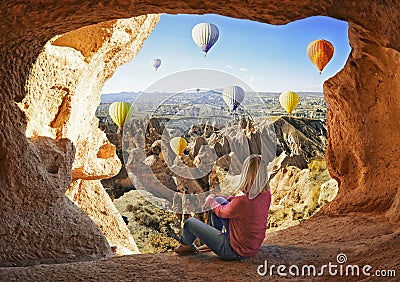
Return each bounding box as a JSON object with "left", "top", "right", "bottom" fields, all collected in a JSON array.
[
  {"left": 0, "top": 12, "right": 160, "bottom": 265},
  {"left": 324, "top": 23, "right": 400, "bottom": 217},
  {"left": 22, "top": 15, "right": 160, "bottom": 256},
  {"left": 0, "top": 0, "right": 399, "bottom": 265}
]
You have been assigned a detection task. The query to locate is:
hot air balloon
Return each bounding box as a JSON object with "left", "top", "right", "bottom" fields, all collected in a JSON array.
[
  {"left": 279, "top": 91, "right": 300, "bottom": 115},
  {"left": 152, "top": 58, "right": 161, "bottom": 71},
  {"left": 307, "top": 39, "right": 334, "bottom": 73},
  {"left": 192, "top": 22, "right": 219, "bottom": 56},
  {"left": 109, "top": 102, "right": 132, "bottom": 130},
  {"left": 222, "top": 86, "right": 245, "bottom": 111},
  {"left": 170, "top": 137, "right": 188, "bottom": 156}
]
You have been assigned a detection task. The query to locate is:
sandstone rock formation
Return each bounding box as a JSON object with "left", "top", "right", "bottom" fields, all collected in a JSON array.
[
  {"left": 66, "top": 180, "right": 139, "bottom": 255},
  {"left": 108, "top": 114, "right": 337, "bottom": 248},
  {"left": 273, "top": 116, "right": 327, "bottom": 162},
  {"left": 34, "top": 16, "right": 160, "bottom": 257},
  {"left": 118, "top": 115, "right": 334, "bottom": 235},
  {"left": 113, "top": 190, "right": 180, "bottom": 254},
  {"left": 0, "top": 0, "right": 399, "bottom": 267},
  {"left": 268, "top": 159, "right": 338, "bottom": 232},
  {"left": 324, "top": 36, "right": 400, "bottom": 216},
  {"left": 0, "top": 14, "right": 160, "bottom": 265}
]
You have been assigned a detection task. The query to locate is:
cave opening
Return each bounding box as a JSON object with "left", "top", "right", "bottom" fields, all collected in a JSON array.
[
  {"left": 19, "top": 11, "right": 352, "bottom": 256},
  {"left": 18, "top": 14, "right": 350, "bottom": 252},
  {"left": 92, "top": 13, "right": 351, "bottom": 253}
]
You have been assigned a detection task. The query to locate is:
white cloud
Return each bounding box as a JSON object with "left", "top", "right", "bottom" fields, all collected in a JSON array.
[
  {"left": 226, "top": 64, "right": 233, "bottom": 69},
  {"left": 239, "top": 67, "right": 247, "bottom": 72}
]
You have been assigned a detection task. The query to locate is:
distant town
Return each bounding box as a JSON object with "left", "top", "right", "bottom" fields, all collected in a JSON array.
[{"left": 96, "top": 91, "right": 327, "bottom": 128}]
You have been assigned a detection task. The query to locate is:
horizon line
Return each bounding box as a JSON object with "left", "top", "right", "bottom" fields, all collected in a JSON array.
[{"left": 101, "top": 90, "right": 324, "bottom": 95}]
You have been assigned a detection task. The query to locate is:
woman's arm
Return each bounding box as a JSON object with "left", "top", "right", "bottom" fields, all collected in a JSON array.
[{"left": 208, "top": 196, "right": 244, "bottom": 219}]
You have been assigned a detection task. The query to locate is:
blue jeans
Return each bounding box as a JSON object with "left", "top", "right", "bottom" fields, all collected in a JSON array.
[
  {"left": 209, "top": 197, "right": 230, "bottom": 235},
  {"left": 180, "top": 197, "right": 244, "bottom": 261}
]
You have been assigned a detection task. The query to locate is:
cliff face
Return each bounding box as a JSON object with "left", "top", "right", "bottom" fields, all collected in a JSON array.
[
  {"left": 0, "top": 0, "right": 399, "bottom": 266},
  {"left": 273, "top": 116, "right": 327, "bottom": 162},
  {"left": 0, "top": 15, "right": 160, "bottom": 265},
  {"left": 324, "top": 27, "right": 400, "bottom": 216},
  {"left": 23, "top": 16, "right": 161, "bottom": 256}
]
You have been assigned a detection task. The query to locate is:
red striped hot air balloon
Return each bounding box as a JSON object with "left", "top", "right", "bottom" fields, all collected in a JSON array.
[{"left": 307, "top": 39, "right": 334, "bottom": 74}]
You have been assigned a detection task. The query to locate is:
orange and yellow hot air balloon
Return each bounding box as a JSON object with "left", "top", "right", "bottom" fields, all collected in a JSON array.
[{"left": 307, "top": 39, "right": 334, "bottom": 74}]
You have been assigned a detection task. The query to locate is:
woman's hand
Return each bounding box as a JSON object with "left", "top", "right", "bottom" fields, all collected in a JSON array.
[
  {"left": 205, "top": 193, "right": 216, "bottom": 202},
  {"left": 203, "top": 193, "right": 216, "bottom": 210}
]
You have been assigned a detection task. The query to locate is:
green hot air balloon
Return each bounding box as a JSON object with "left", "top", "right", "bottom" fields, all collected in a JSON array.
[{"left": 109, "top": 102, "right": 131, "bottom": 131}]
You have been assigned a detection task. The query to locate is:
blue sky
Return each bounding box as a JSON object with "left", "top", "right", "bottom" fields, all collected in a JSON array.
[{"left": 102, "top": 14, "right": 350, "bottom": 94}]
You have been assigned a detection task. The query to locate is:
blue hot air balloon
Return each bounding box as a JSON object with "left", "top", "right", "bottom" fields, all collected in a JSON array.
[{"left": 152, "top": 58, "right": 161, "bottom": 71}]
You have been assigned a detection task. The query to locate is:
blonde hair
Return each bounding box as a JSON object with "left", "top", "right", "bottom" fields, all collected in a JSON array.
[{"left": 237, "top": 155, "right": 270, "bottom": 199}]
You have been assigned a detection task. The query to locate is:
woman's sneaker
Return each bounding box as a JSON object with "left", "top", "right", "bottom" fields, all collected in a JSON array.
[
  {"left": 174, "top": 244, "right": 198, "bottom": 255},
  {"left": 197, "top": 245, "right": 212, "bottom": 253}
]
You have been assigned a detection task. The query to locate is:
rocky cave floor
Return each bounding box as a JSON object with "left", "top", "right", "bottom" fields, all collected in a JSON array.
[{"left": 1, "top": 213, "right": 398, "bottom": 282}]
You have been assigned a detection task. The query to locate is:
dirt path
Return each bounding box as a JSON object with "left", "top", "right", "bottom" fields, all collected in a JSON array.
[{"left": 1, "top": 214, "right": 398, "bottom": 281}]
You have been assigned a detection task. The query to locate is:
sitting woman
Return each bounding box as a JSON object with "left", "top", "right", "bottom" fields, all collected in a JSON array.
[{"left": 174, "top": 154, "right": 273, "bottom": 260}]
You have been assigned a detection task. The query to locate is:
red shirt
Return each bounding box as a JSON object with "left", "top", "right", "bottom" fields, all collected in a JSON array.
[{"left": 209, "top": 190, "right": 271, "bottom": 257}]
